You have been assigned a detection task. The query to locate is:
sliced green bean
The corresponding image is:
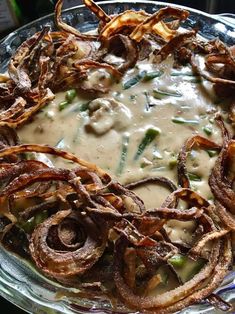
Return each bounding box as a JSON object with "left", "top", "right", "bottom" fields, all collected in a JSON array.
[
  {"left": 206, "top": 150, "right": 218, "bottom": 158},
  {"left": 66, "top": 89, "right": 77, "bottom": 103},
  {"left": 169, "top": 254, "right": 187, "bottom": 268},
  {"left": 142, "top": 70, "right": 163, "bottom": 81},
  {"left": 116, "top": 134, "right": 129, "bottom": 175},
  {"left": 171, "top": 71, "right": 196, "bottom": 77},
  {"left": 153, "top": 88, "right": 182, "bottom": 99},
  {"left": 203, "top": 125, "right": 213, "bottom": 136},
  {"left": 188, "top": 172, "right": 201, "bottom": 181},
  {"left": 58, "top": 101, "right": 69, "bottom": 111},
  {"left": 123, "top": 71, "right": 146, "bottom": 90},
  {"left": 134, "top": 127, "right": 161, "bottom": 161},
  {"left": 172, "top": 116, "right": 199, "bottom": 125}
]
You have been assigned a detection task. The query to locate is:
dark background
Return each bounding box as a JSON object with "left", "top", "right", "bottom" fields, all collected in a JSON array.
[{"left": 1, "top": 0, "right": 234, "bottom": 313}]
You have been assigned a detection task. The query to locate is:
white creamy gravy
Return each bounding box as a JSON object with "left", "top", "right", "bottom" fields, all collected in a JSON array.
[{"left": 18, "top": 55, "right": 230, "bottom": 208}]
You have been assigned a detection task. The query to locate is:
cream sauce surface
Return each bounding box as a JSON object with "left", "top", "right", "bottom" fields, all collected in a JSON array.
[{"left": 18, "top": 55, "right": 230, "bottom": 207}]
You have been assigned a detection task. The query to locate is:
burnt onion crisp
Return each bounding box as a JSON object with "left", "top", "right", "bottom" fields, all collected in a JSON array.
[{"left": 0, "top": 0, "right": 235, "bottom": 313}]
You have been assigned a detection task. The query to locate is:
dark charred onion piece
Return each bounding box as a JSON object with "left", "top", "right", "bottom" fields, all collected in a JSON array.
[
  {"left": 178, "top": 135, "right": 221, "bottom": 188},
  {"left": 55, "top": 0, "right": 97, "bottom": 41},
  {"left": 83, "top": 0, "right": 110, "bottom": 23},
  {"left": 154, "top": 31, "right": 196, "bottom": 62},
  {"left": 209, "top": 140, "right": 235, "bottom": 214},
  {"left": 130, "top": 7, "right": 189, "bottom": 42},
  {"left": 29, "top": 209, "right": 107, "bottom": 279},
  {"left": 96, "top": 34, "right": 138, "bottom": 73}
]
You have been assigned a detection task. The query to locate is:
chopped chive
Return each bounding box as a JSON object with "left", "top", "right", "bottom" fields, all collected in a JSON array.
[
  {"left": 206, "top": 150, "right": 218, "bottom": 158},
  {"left": 203, "top": 125, "right": 213, "bottom": 136},
  {"left": 58, "top": 101, "right": 69, "bottom": 111},
  {"left": 55, "top": 138, "right": 65, "bottom": 149},
  {"left": 171, "top": 116, "right": 199, "bottom": 125},
  {"left": 142, "top": 70, "right": 163, "bottom": 81},
  {"left": 153, "top": 88, "right": 182, "bottom": 99},
  {"left": 188, "top": 172, "right": 201, "bottom": 181},
  {"left": 123, "top": 71, "right": 147, "bottom": 89},
  {"left": 134, "top": 127, "right": 161, "bottom": 161},
  {"left": 116, "top": 134, "right": 129, "bottom": 175},
  {"left": 66, "top": 89, "right": 77, "bottom": 103},
  {"left": 169, "top": 254, "right": 187, "bottom": 268}
]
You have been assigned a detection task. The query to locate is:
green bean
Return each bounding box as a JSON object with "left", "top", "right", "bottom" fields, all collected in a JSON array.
[
  {"left": 172, "top": 116, "right": 199, "bottom": 125},
  {"left": 206, "top": 150, "right": 218, "bottom": 158},
  {"left": 188, "top": 172, "right": 201, "bottom": 181},
  {"left": 66, "top": 89, "right": 77, "bottom": 103},
  {"left": 142, "top": 70, "right": 163, "bottom": 81},
  {"left": 134, "top": 127, "right": 161, "bottom": 161},
  {"left": 116, "top": 134, "right": 129, "bottom": 175},
  {"left": 168, "top": 254, "right": 187, "bottom": 267},
  {"left": 123, "top": 71, "right": 146, "bottom": 89},
  {"left": 58, "top": 101, "right": 69, "bottom": 111},
  {"left": 153, "top": 88, "right": 182, "bottom": 99},
  {"left": 203, "top": 125, "right": 213, "bottom": 136}
]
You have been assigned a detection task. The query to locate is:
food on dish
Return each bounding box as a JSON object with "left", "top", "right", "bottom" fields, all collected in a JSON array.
[{"left": 0, "top": 0, "right": 234, "bottom": 313}]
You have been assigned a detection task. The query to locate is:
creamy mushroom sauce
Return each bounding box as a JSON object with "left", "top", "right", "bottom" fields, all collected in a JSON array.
[{"left": 18, "top": 54, "right": 230, "bottom": 208}]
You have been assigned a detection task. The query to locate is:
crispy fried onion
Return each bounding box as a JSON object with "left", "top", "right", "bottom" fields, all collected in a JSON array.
[
  {"left": 130, "top": 7, "right": 189, "bottom": 42},
  {"left": 113, "top": 208, "right": 231, "bottom": 313},
  {"left": 0, "top": 139, "right": 231, "bottom": 310},
  {"left": 83, "top": 0, "right": 110, "bottom": 24},
  {"left": 178, "top": 135, "right": 221, "bottom": 188},
  {"left": 55, "top": 0, "right": 97, "bottom": 40},
  {"left": 30, "top": 209, "right": 108, "bottom": 281},
  {"left": 95, "top": 34, "right": 138, "bottom": 73},
  {"left": 209, "top": 140, "right": 235, "bottom": 221}
]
